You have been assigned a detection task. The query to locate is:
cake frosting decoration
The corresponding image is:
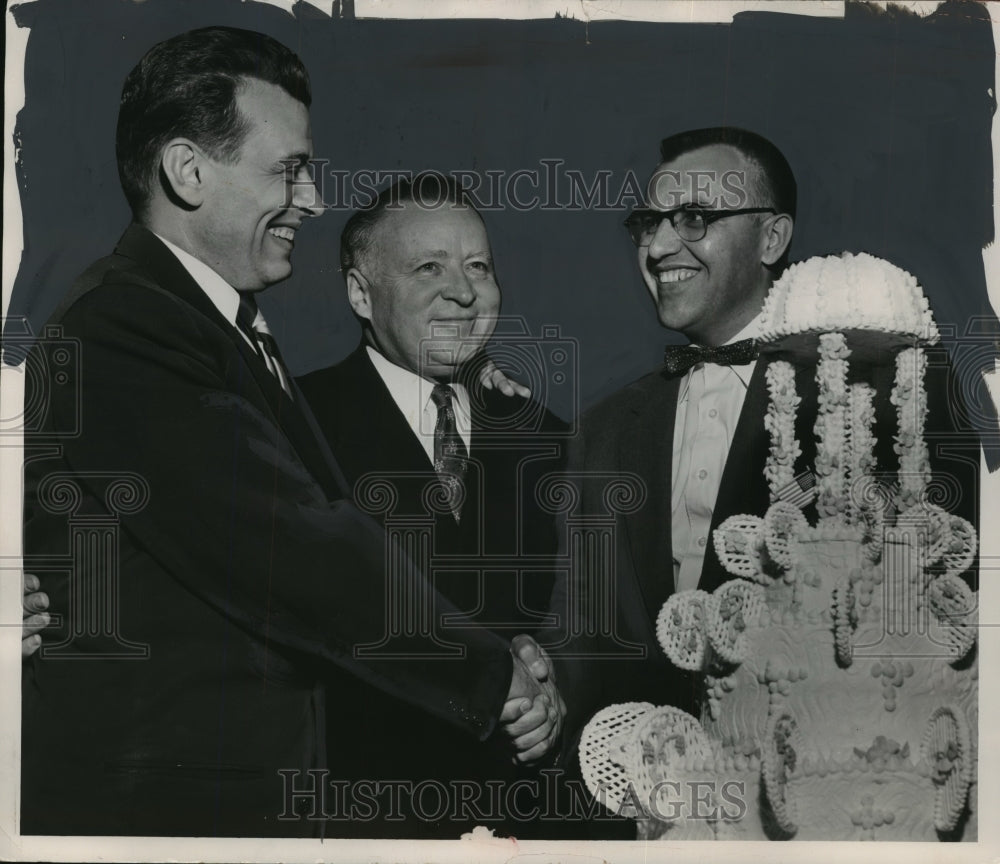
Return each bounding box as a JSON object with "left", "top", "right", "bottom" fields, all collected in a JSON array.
[
  {"left": 893, "top": 347, "right": 931, "bottom": 510},
  {"left": 580, "top": 252, "right": 977, "bottom": 841},
  {"left": 759, "top": 252, "right": 939, "bottom": 343},
  {"left": 764, "top": 360, "right": 800, "bottom": 495}
]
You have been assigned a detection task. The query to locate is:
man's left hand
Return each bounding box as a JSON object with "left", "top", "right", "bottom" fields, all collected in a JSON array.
[{"left": 22, "top": 573, "right": 49, "bottom": 659}]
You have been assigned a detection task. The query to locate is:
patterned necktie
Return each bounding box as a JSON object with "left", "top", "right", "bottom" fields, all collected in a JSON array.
[
  {"left": 236, "top": 293, "right": 293, "bottom": 398},
  {"left": 662, "top": 338, "right": 759, "bottom": 376},
  {"left": 431, "top": 384, "right": 468, "bottom": 522}
]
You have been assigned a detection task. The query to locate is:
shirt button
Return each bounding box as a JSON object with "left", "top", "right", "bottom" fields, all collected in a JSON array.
[
  {"left": 698, "top": 536, "right": 707, "bottom": 548},
  {"left": 697, "top": 469, "right": 708, "bottom": 480},
  {"left": 708, "top": 408, "right": 718, "bottom": 419}
]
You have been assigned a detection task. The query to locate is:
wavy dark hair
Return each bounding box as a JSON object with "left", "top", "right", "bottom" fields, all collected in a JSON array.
[{"left": 116, "top": 26, "right": 311, "bottom": 218}]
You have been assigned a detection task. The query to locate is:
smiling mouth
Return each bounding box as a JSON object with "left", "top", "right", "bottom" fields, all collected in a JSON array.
[
  {"left": 268, "top": 226, "right": 296, "bottom": 243},
  {"left": 656, "top": 268, "right": 699, "bottom": 284}
]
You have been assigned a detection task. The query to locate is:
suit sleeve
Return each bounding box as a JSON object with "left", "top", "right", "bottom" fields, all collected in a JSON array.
[
  {"left": 539, "top": 411, "right": 616, "bottom": 750},
  {"left": 38, "top": 281, "right": 512, "bottom": 739}
]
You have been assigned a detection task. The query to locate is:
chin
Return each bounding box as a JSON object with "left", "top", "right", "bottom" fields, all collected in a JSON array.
[
  {"left": 655, "top": 307, "right": 684, "bottom": 331},
  {"left": 263, "top": 261, "right": 293, "bottom": 286}
]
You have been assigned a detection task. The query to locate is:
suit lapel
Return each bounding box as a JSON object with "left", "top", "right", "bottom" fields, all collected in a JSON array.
[
  {"left": 280, "top": 374, "right": 351, "bottom": 497},
  {"left": 621, "top": 372, "right": 680, "bottom": 628},
  {"left": 698, "top": 356, "right": 819, "bottom": 592},
  {"left": 114, "top": 225, "right": 347, "bottom": 499},
  {"left": 698, "top": 360, "right": 771, "bottom": 592},
  {"left": 326, "top": 347, "right": 443, "bottom": 514},
  {"left": 350, "top": 347, "right": 436, "bottom": 475}
]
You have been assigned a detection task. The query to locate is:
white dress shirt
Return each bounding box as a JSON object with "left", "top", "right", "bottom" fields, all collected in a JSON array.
[
  {"left": 671, "top": 314, "right": 762, "bottom": 593},
  {"left": 153, "top": 232, "right": 269, "bottom": 350},
  {"left": 366, "top": 346, "right": 472, "bottom": 466},
  {"left": 153, "top": 232, "right": 293, "bottom": 392}
]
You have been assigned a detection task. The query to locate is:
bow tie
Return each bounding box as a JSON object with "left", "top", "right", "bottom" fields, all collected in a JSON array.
[{"left": 662, "top": 338, "right": 759, "bottom": 376}]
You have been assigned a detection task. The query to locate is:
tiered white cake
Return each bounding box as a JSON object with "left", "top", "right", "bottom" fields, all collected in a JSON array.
[{"left": 580, "top": 253, "right": 978, "bottom": 841}]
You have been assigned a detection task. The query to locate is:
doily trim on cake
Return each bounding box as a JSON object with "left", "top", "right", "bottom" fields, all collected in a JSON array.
[
  {"left": 578, "top": 702, "right": 655, "bottom": 816},
  {"left": 656, "top": 590, "right": 712, "bottom": 671},
  {"left": 922, "top": 704, "right": 973, "bottom": 833}
]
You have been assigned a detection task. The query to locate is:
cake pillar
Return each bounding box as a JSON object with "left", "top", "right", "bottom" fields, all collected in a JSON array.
[
  {"left": 892, "top": 347, "right": 931, "bottom": 512},
  {"left": 815, "top": 333, "right": 851, "bottom": 526},
  {"left": 845, "top": 382, "right": 877, "bottom": 527}
]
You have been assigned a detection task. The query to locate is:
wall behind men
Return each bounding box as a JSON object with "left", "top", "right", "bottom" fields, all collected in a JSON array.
[{"left": 6, "top": 0, "right": 996, "bottom": 423}]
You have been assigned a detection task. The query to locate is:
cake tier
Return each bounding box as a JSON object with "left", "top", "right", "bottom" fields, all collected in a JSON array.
[
  {"left": 704, "top": 621, "right": 978, "bottom": 759},
  {"left": 621, "top": 529, "right": 979, "bottom": 840},
  {"left": 704, "top": 531, "right": 978, "bottom": 753},
  {"left": 638, "top": 768, "right": 977, "bottom": 841},
  {"left": 759, "top": 252, "right": 938, "bottom": 344}
]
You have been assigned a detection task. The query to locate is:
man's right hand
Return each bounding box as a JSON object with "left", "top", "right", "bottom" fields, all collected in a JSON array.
[
  {"left": 499, "top": 635, "right": 566, "bottom": 763},
  {"left": 23, "top": 573, "right": 49, "bottom": 658}
]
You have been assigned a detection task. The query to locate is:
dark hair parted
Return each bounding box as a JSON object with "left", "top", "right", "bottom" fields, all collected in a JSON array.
[
  {"left": 658, "top": 126, "right": 797, "bottom": 220},
  {"left": 340, "top": 172, "right": 481, "bottom": 274},
  {"left": 116, "top": 26, "right": 311, "bottom": 217}
]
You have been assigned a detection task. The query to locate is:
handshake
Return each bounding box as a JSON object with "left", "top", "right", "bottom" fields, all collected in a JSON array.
[
  {"left": 23, "top": 575, "right": 566, "bottom": 764},
  {"left": 500, "top": 634, "right": 566, "bottom": 764}
]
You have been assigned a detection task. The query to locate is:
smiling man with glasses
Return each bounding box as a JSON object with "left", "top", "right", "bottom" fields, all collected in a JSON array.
[
  {"left": 553, "top": 130, "right": 797, "bottom": 835},
  {"left": 627, "top": 132, "right": 794, "bottom": 348}
]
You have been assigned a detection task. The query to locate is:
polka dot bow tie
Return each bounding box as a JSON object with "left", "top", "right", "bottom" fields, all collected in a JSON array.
[{"left": 662, "top": 338, "right": 759, "bottom": 376}]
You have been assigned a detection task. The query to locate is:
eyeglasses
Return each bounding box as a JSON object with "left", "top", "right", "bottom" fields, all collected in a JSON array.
[{"left": 623, "top": 206, "right": 777, "bottom": 246}]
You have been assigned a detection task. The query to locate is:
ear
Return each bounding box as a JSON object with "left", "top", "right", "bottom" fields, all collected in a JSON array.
[
  {"left": 345, "top": 268, "right": 373, "bottom": 322},
  {"left": 160, "top": 139, "right": 209, "bottom": 208},
  {"left": 760, "top": 213, "right": 794, "bottom": 267}
]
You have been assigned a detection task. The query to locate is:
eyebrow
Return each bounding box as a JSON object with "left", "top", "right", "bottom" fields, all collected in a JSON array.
[
  {"left": 403, "top": 249, "right": 493, "bottom": 266},
  {"left": 404, "top": 250, "right": 450, "bottom": 266},
  {"left": 274, "top": 153, "right": 312, "bottom": 169}
]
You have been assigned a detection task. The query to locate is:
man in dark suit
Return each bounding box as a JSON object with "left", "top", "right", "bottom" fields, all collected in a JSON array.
[
  {"left": 297, "top": 176, "right": 569, "bottom": 837},
  {"left": 20, "top": 27, "right": 559, "bottom": 838},
  {"left": 552, "top": 128, "right": 980, "bottom": 833},
  {"left": 556, "top": 129, "right": 796, "bottom": 725}
]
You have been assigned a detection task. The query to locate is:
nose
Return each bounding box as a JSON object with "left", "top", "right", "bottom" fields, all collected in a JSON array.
[
  {"left": 440, "top": 270, "right": 476, "bottom": 306},
  {"left": 292, "top": 167, "right": 325, "bottom": 217},
  {"left": 645, "top": 214, "right": 684, "bottom": 260}
]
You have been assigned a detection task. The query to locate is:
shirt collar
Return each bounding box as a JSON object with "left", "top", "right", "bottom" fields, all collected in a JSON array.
[
  {"left": 152, "top": 231, "right": 242, "bottom": 328},
  {"left": 365, "top": 346, "right": 471, "bottom": 435},
  {"left": 678, "top": 312, "right": 763, "bottom": 400}
]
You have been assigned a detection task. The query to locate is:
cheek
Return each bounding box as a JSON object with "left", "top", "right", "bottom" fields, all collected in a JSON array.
[
  {"left": 637, "top": 248, "right": 648, "bottom": 273},
  {"left": 382, "top": 296, "right": 426, "bottom": 344},
  {"left": 479, "top": 283, "right": 502, "bottom": 315},
  {"left": 637, "top": 252, "right": 658, "bottom": 291}
]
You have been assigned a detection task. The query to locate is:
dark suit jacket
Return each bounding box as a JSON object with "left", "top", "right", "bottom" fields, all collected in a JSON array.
[
  {"left": 296, "top": 346, "right": 568, "bottom": 838},
  {"left": 556, "top": 345, "right": 979, "bottom": 739},
  {"left": 20, "top": 226, "right": 514, "bottom": 837}
]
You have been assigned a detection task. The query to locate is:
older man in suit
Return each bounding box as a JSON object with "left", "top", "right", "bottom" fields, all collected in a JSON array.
[
  {"left": 20, "top": 27, "right": 558, "bottom": 837},
  {"left": 296, "top": 176, "right": 569, "bottom": 837}
]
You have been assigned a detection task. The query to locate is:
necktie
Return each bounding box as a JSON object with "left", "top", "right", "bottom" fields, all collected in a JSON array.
[
  {"left": 662, "top": 338, "right": 759, "bottom": 376},
  {"left": 431, "top": 384, "right": 468, "bottom": 521},
  {"left": 237, "top": 293, "right": 293, "bottom": 397}
]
